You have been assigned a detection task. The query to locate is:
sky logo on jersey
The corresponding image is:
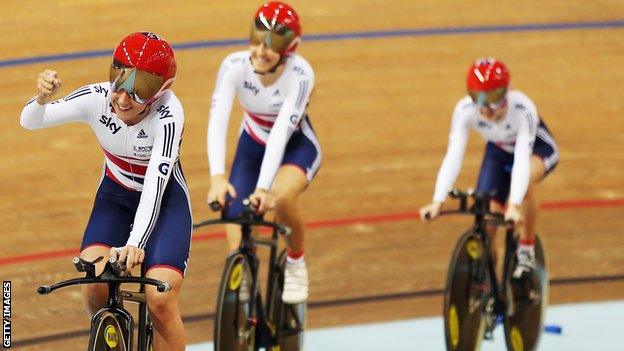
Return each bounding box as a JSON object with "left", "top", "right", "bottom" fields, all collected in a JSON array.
[
  {"left": 477, "top": 120, "right": 492, "bottom": 130},
  {"left": 293, "top": 66, "right": 306, "bottom": 76},
  {"left": 137, "top": 129, "right": 148, "bottom": 139},
  {"left": 99, "top": 115, "right": 122, "bottom": 134},
  {"left": 94, "top": 85, "right": 109, "bottom": 97},
  {"left": 244, "top": 81, "right": 260, "bottom": 95},
  {"left": 157, "top": 105, "right": 173, "bottom": 119}
]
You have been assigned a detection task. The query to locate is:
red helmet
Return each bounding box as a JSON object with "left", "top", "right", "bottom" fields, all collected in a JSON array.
[
  {"left": 466, "top": 58, "right": 510, "bottom": 108},
  {"left": 250, "top": 1, "right": 301, "bottom": 55},
  {"left": 110, "top": 32, "right": 177, "bottom": 104},
  {"left": 466, "top": 58, "right": 510, "bottom": 91}
]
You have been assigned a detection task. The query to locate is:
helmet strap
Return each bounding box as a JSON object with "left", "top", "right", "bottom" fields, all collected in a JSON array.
[{"left": 138, "top": 104, "right": 151, "bottom": 116}]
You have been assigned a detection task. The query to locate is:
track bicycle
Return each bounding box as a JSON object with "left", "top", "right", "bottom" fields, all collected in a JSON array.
[
  {"left": 439, "top": 189, "right": 547, "bottom": 351},
  {"left": 194, "top": 199, "right": 305, "bottom": 351},
  {"left": 37, "top": 256, "right": 171, "bottom": 351}
]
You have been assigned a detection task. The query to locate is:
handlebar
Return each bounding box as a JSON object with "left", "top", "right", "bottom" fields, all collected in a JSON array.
[
  {"left": 37, "top": 256, "right": 172, "bottom": 295},
  {"left": 439, "top": 188, "right": 514, "bottom": 227},
  {"left": 207, "top": 198, "right": 257, "bottom": 214},
  {"left": 197, "top": 199, "right": 291, "bottom": 236}
]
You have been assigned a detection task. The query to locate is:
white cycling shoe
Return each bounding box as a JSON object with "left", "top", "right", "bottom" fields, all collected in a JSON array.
[{"left": 282, "top": 261, "right": 309, "bottom": 304}]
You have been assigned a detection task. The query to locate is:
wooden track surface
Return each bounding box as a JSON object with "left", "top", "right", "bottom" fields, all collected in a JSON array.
[{"left": 1, "top": 1, "right": 623, "bottom": 348}]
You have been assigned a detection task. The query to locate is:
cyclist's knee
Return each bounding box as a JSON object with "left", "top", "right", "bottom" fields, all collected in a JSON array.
[
  {"left": 81, "top": 283, "right": 108, "bottom": 315},
  {"left": 489, "top": 199, "right": 504, "bottom": 214},
  {"left": 145, "top": 267, "right": 183, "bottom": 319},
  {"left": 146, "top": 288, "right": 178, "bottom": 319},
  {"left": 274, "top": 191, "right": 298, "bottom": 209}
]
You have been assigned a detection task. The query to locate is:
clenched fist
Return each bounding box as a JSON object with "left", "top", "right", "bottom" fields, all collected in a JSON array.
[{"left": 36, "top": 69, "right": 62, "bottom": 105}]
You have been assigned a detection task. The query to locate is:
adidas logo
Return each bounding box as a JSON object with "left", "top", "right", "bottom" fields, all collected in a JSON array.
[
  {"left": 273, "top": 89, "right": 281, "bottom": 96},
  {"left": 137, "top": 129, "right": 148, "bottom": 139}
]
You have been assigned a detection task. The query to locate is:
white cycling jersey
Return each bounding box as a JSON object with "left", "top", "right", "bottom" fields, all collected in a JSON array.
[
  {"left": 432, "top": 90, "right": 539, "bottom": 205},
  {"left": 20, "top": 83, "right": 185, "bottom": 249},
  {"left": 207, "top": 51, "right": 315, "bottom": 190}
]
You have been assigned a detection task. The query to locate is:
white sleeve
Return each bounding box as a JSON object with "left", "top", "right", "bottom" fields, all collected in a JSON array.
[
  {"left": 207, "top": 57, "right": 239, "bottom": 176},
  {"left": 508, "top": 111, "right": 538, "bottom": 205},
  {"left": 127, "top": 101, "right": 184, "bottom": 249},
  {"left": 256, "top": 71, "right": 314, "bottom": 190},
  {"left": 20, "top": 85, "right": 94, "bottom": 130},
  {"left": 432, "top": 105, "right": 471, "bottom": 202}
]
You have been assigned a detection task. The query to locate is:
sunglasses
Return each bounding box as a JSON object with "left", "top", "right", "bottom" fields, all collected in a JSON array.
[
  {"left": 468, "top": 87, "right": 507, "bottom": 109},
  {"left": 109, "top": 61, "right": 165, "bottom": 104},
  {"left": 250, "top": 18, "right": 296, "bottom": 53}
]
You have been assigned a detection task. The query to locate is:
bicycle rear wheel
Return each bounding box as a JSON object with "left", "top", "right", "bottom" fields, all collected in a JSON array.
[
  {"left": 214, "top": 253, "right": 256, "bottom": 351},
  {"left": 443, "top": 230, "right": 487, "bottom": 351},
  {"left": 268, "top": 250, "right": 306, "bottom": 351},
  {"left": 504, "top": 235, "right": 547, "bottom": 351}
]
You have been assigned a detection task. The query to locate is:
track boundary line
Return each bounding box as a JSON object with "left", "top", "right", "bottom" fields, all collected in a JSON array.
[
  {"left": 2, "top": 197, "right": 623, "bottom": 266},
  {"left": 1, "top": 20, "right": 624, "bottom": 68}
]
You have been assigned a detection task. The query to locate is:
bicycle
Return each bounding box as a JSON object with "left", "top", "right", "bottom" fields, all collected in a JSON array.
[
  {"left": 37, "top": 256, "right": 171, "bottom": 351},
  {"left": 439, "top": 189, "right": 547, "bottom": 351},
  {"left": 193, "top": 199, "right": 305, "bottom": 351}
]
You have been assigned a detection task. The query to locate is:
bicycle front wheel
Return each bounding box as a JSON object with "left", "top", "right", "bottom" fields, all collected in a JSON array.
[
  {"left": 443, "top": 230, "right": 487, "bottom": 351},
  {"left": 88, "top": 309, "right": 132, "bottom": 351},
  {"left": 214, "top": 253, "right": 256, "bottom": 351}
]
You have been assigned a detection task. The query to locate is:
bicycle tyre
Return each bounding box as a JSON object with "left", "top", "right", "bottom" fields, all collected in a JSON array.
[
  {"left": 267, "top": 250, "right": 306, "bottom": 351},
  {"left": 443, "top": 230, "right": 487, "bottom": 351},
  {"left": 504, "top": 235, "right": 547, "bottom": 351},
  {"left": 214, "top": 253, "right": 256, "bottom": 351}
]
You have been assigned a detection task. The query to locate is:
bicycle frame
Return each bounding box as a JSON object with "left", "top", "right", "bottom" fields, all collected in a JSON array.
[
  {"left": 441, "top": 188, "right": 548, "bottom": 351},
  {"left": 441, "top": 190, "right": 516, "bottom": 337},
  {"left": 473, "top": 207, "right": 515, "bottom": 319},
  {"left": 195, "top": 201, "right": 299, "bottom": 350},
  {"left": 37, "top": 256, "right": 170, "bottom": 351}
]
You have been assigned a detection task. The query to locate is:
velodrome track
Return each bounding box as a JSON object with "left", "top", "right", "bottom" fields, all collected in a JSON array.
[{"left": 1, "top": 1, "right": 623, "bottom": 349}]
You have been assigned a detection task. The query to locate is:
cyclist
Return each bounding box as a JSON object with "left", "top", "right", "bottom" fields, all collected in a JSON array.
[
  {"left": 20, "top": 32, "right": 190, "bottom": 351},
  {"left": 420, "top": 58, "right": 559, "bottom": 280},
  {"left": 207, "top": 1, "right": 321, "bottom": 304}
]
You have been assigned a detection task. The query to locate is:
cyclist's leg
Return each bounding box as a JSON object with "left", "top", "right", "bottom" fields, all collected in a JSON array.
[
  {"left": 224, "top": 131, "right": 264, "bottom": 251},
  {"left": 80, "top": 245, "right": 112, "bottom": 314},
  {"left": 144, "top": 164, "right": 192, "bottom": 351},
  {"left": 275, "top": 118, "right": 321, "bottom": 303},
  {"left": 521, "top": 121, "right": 559, "bottom": 243},
  {"left": 276, "top": 117, "right": 321, "bottom": 253},
  {"left": 273, "top": 165, "right": 308, "bottom": 254},
  {"left": 80, "top": 176, "right": 134, "bottom": 315},
  {"left": 475, "top": 142, "right": 512, "bottom": 267},
  {"left": 519, "top": 156, "right": 546, "bottom": 243},
  {"left": 145, "top": 268, "right": 185, "bottom": 351}
]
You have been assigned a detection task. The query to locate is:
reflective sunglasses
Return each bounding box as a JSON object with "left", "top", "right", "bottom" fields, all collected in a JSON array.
[
  {"left": 109, "top": 61, "right": 164, "bottom": 104},
  {"left": 468, "top": 87, "right": 507, "bottom": 109},
  {"left": 250, "top": 18, "right": 296, "bottom": 53}
]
